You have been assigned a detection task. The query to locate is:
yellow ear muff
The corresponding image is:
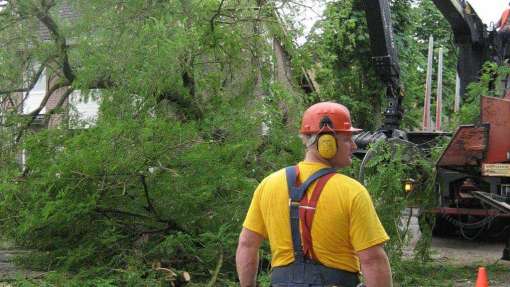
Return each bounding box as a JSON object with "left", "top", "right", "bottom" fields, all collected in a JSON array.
[{"left": 317, "top": 134, "right": 337, "bottom": 159}]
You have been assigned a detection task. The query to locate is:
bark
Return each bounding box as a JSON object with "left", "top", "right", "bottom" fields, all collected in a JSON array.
[
  {"left": 34, "top": 2, "right": 75, "bottom": 82},
  {"left": 95, "top": 207, "right": 187, "bottom": 234},
  {"left": 0, "top": 58, "right": 49, "bottom": 95},
  {"left": 209, "top": 0, "right": 225, "bottom": 32}
]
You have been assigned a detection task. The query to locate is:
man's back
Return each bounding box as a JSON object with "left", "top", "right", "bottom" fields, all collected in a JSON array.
[
  {"left": 243, "top": 161, "right": 389, "bottom": 273},
  {"left": 236, "top": 101, "right": 393, "bottom": 287}
]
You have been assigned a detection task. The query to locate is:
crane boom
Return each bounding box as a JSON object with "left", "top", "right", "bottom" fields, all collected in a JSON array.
[
  {"left": 355, "top": 0, "right": 498, "bottom": 151},
  {"left": 361, "top": 0, "right": 403, "bottom": 132},
  {"left": 431, "top": 0, "right": 493, "bottom": 99}
]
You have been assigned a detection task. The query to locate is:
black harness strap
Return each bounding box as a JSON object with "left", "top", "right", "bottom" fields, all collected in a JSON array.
[
  {"left": 285, "top": 166, "right": 336, "bottom": 263},
  {"left": 272, "top": 166, "right": 361, "bottom": 287}
]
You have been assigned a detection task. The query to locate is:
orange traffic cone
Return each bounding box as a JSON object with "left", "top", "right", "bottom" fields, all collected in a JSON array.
[{"left": 475, "top": 266, "right": 489, "bottom": 287}]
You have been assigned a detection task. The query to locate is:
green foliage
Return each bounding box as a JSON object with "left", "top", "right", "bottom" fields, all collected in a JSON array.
[
  {"left": 358, "top": 138, "right": 448, "bottom": 271},
  {"left": 303, "top": 0, "right": 383, "bottom": 130},
  {"left": 452, "top": 62, "right": 510, "bottom": 126},
  {"left": 0, "top": 0, "right": 308, "bottom": 285},
  {"left": 393, "top": 261, "right": 510, "bottom": 287},
  {"left": 304, "top": 0, "right": 458, "bottom": 131},
  {"left": 0, "top": 0, "right": 496, "bottom": 285}
]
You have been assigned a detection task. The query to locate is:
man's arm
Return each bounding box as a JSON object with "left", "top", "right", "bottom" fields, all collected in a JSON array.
[
  {"left": 236, "top": 227, "right": 264, "bottom": 287},
  {"left": 357, "top": 244, "right": 393, "bottom": 287}
]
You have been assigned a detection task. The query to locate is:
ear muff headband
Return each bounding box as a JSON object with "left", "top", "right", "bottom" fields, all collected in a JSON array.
[
  {"left": 317, "top": 134, "right": 337, "bottom": 159},
  {"left": 319, "top": 116, "right": 334, "bottom": 129},
  {"left": 316, "top": 116, "right": 338, "bottom": 159}
]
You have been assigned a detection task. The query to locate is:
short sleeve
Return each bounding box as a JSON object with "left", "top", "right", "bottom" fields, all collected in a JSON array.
[
  {"left": 349, "top": 187, "right": 389, "bottom": 252},
  {"left": 242, "top": 180, "right": 268, "bottom": 238}
]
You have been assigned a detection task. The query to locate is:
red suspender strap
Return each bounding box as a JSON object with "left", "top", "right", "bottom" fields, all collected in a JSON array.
[
  {"left": 293, "top": 166, "right": 301, "bottom": 186},
  {"left": 297, "top": 169, "right": 336, "bottom": 261}
]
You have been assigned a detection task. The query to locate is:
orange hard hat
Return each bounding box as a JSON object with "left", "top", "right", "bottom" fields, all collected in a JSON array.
[{"left": 300, "top": 102, "right": 362, "bottom": 134}]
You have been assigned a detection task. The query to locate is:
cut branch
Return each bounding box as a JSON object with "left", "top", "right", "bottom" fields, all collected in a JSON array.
[
  {"left": 95, "top": 207, "right": 155, "bottom": 220},
  {"left": 206, "top": 251, "right": 223, "bottom": 287},
  {"left": 95, "top": 207, "right": 188, "bottom": 234}
]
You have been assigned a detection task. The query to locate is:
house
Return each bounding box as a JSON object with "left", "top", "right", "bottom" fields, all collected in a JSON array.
[{"left": 1, "top": 1, "right": 98, "bottom": 130}]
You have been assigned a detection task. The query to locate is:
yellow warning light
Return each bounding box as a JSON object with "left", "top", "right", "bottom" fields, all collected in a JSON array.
[{"left": 403, "top": 178, "right": 415, "bottom": 193}]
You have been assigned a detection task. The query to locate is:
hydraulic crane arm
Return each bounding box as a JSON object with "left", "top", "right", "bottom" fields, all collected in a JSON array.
[
  {"left": 356, "top": 0, "right": 494, "bottom": 151},
  {"left": 431, "top": 0, "right": 485, "bottom": 45},
  {"left": 361, "top": 0, "right": 403, "bottom": 132},
  {"left": 431, "top": 0, "right": 492, "bottom": 98}
]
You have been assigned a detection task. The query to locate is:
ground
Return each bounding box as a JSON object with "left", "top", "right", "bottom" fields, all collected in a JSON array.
[
  {"left": 400, "top": 209, "right": 510, "bottom": 286},
  {"left": 0, "top": 236, "right": 509, "bottom": 286},
  {"left": 430, "top": 237, "right": 510, "bottom": 287}
]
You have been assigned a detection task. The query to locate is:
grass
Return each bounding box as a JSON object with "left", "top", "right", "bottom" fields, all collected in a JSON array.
[
  {"left": 394, "top": 259, "right": 510, "bottom": 286},
  {"left": 5, "top": 261, "right": 510, "bottom": 286},
  {"left": 0, "top": 239, "right": 14, "bottom": 250},
  {"left": 3, "top": 250, "right": 509, "bottom": 286}
]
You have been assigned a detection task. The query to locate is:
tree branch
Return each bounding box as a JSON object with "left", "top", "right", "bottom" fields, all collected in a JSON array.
[
  {"left": 95, "top": 207, "right": 155, "bottom": 221},
  {"left": 0, "top": 93, "right": 15, "bottom": 108},
  {"left": 140, "top": 174, "right": 159, "bottom": 218},
  {"left": 25, "top": 80, "right": 69, "bottom": 117},
  {"left": 34, "top": 3, "right": 75, "bottom": 82},
  {"left": 41, "top": 85, "right": 74, "bottom": 126},
  {"left": 90, "top": 78, "right": 115, "bottom": 89},
  {"left": 95, "top": 207, "right": 187, "bottom": 234},
  {"left": 156, "top": 79, "right": 202, "bottom": 121},
  {"left": 209, "top": 0, "right": 225, "bottom": 32},
  {"left": 206, "top": 251, "right": 223, "bottom": 287},
  {"left": 0, "top": 87, "right": 29, "bottom": 95},
  {"left": 0, "top": 59, "right": 48, "bottom": 96},
  {"left": 14, "top": 81, "right": 70, "bottom": 143},
  {"left": 0, "top": 17, "right": 22, "bottom": 32}
]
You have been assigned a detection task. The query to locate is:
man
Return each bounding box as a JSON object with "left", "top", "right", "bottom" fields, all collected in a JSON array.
[
  {"left": 236, "top": 102, "right": 392, "bottom": 287},
  {"left": 496, "top": 2, "right": 510, "bottom": 57},
  {"left": 496, "top": 2, "right": 510, "bottom": 31}
]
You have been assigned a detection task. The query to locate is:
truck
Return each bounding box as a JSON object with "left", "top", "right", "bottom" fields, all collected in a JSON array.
[{"left": 356, "top": 0, "right": 510, "bottom": 259}]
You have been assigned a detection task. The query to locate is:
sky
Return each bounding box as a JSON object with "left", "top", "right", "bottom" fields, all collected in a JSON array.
[
  {"left": 296, "top": 0, "right": 508, "bottom": 44},
  {"left": 469, "top": 0, "right": 508, "bottom": 26},
  {"left": 0, "top": 1, "right": 505, "bottom": 26}
]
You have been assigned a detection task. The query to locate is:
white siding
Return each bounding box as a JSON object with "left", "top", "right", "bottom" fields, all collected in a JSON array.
[
  {"left": 69, "top": 90, "right": 99, "bottom": 128},
  {"left": 23, "top": 69, "right": 47, "bottom": 114}
]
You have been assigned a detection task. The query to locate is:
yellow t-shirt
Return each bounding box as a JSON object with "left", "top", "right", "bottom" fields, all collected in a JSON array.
[{"left": 243, "top": 161, "right": 389, "bottom": 273}]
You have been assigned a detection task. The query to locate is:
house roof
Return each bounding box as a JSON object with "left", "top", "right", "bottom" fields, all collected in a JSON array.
[{"left": 38, "top": 1, "right": 78, "bottom": 41}]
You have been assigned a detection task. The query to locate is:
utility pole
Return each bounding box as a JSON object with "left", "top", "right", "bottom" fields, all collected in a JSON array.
[
  {"left": 422, "top": 35, "right": 433, "bottom": 131},
  {"left": 435, "top": 47, "right": 443, "bottom": 131},
  {"left": 454, "top": 73, "right": 461, "bottom": 113}
]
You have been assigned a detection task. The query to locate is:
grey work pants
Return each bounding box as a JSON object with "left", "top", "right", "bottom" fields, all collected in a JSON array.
[{"left": 271, "top": 261, "right": 360, "bottom": 287}]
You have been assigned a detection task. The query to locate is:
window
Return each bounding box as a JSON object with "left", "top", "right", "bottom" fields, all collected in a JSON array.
[
  {"left": 23, "top": 68, "right": 47, "bottom": 114},
  {"left": 69, "top": 89, "right": 100, "bottom": 128}
]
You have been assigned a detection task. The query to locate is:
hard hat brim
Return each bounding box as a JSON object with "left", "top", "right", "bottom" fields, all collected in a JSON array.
[
  {"left": 347, "top": 127, "right": 363, "bottom": 133},
  {"left": 300, "top": 127, "right": 363, "bottom": 134}
]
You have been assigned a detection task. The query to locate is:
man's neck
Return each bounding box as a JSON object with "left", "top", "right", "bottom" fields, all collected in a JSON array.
[{"left": 304, "top": 151, "right": 332, "bottom": 167}]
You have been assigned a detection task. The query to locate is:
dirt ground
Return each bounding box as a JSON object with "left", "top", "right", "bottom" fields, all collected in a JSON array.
[
  {"left": 1, "top": 234, "right": 509, "bottom": 286},
  {"left": 431, "top": 236, "right": 508, "bottom": 266},
  {"left": 430, "top": 236, "right": 510, "bottom": 287},
  {"left": 402, "top": 210, "right": 510, "bottom": 286},
  {"left": 0, "top": 250, "right": 44, "bottom": 284}
]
